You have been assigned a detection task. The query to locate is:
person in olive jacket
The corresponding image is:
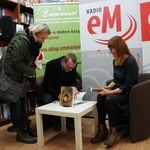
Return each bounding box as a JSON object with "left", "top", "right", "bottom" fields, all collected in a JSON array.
[{"left": 4, "top": 23, "right": 50, "bottom": 144}]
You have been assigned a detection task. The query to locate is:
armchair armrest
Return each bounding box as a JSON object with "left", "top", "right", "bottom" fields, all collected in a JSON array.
[{"left": 129, "top": 79, "right": 150, "bottom": 142}]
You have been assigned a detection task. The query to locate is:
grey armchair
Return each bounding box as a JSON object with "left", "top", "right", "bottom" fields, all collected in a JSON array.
[{"left": 106, "top": 73, "right": 150, "bottom": 143}]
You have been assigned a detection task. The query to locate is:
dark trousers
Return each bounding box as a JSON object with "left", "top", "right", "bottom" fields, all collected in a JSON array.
[
  {"left": 41, "top": 91, "right": 60, "bottom": 128},
  {"left": 96, "top": 94, "right": 128, "bottom": 127},
  {"left": 10, "top": 97, "right": 28, "bottom": 127}
]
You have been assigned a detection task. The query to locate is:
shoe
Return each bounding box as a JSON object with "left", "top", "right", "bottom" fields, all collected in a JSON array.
[
  {"left": 16, "top": 132, "right": 37, "bottom": 144},
  {"left": 16, "top": 123, "right": 37, "bottom": 144},
  {"left": 104, "top": 127, "right": 117, "bottom": 146},
  {"left": 7, "top": 126, "right": 17, "bottom": 132},
  {"left": 91, "top": 124, "right": 108, "bottom": 144},
  {"left": 24, "top": 120, "right": 37, "bottom": 137},
  {"left": 53, "top": 121, "right": 61, "bottom": 132}
]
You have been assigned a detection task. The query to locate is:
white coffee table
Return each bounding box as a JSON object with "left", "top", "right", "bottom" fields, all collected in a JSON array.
[{"left": 35, "top": 100, "right": 97, "bottom": 150}]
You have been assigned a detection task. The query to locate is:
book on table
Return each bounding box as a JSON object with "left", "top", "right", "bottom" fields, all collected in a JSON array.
[
  {"left": 59, "top": 86, "right": 75, "bottom": 107},
  {"left": 59, "top": 86, "right": 86, "bottom": 107}
]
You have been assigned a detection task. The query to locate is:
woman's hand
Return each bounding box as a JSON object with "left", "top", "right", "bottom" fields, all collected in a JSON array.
[
  {"left": 99, "top": 88, "right": 111, "bottom": 96},
  {"left": 99, "top": 87, "right": 122, "bottom": 96},
  {"left": 103, "top": 86, "right": 111, "bottom": 90}
]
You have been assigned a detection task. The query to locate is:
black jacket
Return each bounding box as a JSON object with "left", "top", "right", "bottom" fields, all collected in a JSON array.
[{"left": 42, "top": 56, "right": 77, "bottom": 100}]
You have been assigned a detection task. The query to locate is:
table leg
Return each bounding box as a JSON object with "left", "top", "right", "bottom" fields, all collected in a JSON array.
[
  {"left": 61, "top": 117, "right": 66, "bottom": 132},
  {"left": 36, "top": 112, "right": 44, "bottom": 146},
  {"left": 74, "top": 117, "right": 82, "bottom": 150}
]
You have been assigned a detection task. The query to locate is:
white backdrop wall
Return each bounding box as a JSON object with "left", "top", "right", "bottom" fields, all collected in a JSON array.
[{"left": 79, "top": 0, "right": 144, "bottom": 101}]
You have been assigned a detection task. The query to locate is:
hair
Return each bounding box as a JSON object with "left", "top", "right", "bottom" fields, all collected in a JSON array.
[
  {"left": 29, "top": 23, "right": 51, "bottom": 35},
  {"left": 64, "top": 53, "right": 77, "bottom": 64},
  {"left": 107, "top": 36, "right": 134, "bottom": 66}
]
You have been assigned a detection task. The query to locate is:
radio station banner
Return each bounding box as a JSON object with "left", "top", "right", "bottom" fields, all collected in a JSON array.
[
  {"left": 140, "top": 0, "right": 150, "bottom": 73},
  {"left": 79, "top": 0, "right": 143, "bottom": 101},
  {"left": 33, "top": 3, "right": 81, "bottom": 77}
]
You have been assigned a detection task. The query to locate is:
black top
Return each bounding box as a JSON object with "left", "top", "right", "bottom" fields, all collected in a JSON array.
[
  {"left": 112, "top": 56, "right": 138, "bottom": 94},
  {"left": 42, "top": 56, "right": 77, "bottom": 100}
]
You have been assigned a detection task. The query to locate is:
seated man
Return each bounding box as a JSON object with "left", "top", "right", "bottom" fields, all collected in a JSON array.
[{"left": 41, "top": 53, "right": 79, "bottom": 131}]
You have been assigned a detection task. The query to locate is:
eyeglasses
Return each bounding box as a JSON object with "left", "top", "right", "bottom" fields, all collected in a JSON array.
[{"left": 65, "top": 62, "right": 76, "bottom": 70}]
